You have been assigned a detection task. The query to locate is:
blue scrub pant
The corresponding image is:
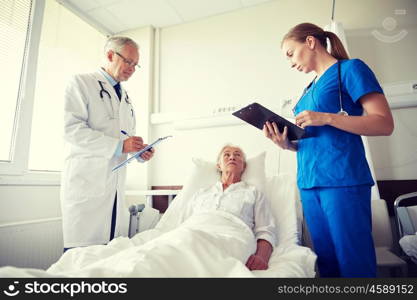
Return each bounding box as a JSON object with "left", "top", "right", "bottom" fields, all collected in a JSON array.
[{"left": 300, "top": 185, "right": 376, "bottom": 277}]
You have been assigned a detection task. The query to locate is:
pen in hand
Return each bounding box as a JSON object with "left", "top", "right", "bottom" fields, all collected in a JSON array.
[
  {"left": 120, "top": 130, "right": 130, "bottom": 137},
  {"left": 121, "top": 130, "right": 142, "bottom": 153},
  {"left": 121, "top": 130, "right": 153, "bottom": 153}
]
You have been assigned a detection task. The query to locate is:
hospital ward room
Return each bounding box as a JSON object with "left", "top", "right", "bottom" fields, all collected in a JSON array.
[{"left": 1, "top": 0, "right": 417, "bottom": 280}]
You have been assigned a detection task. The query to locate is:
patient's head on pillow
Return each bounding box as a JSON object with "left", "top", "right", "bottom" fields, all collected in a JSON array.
[
  {"left": 216, "top": 144, "right": 247, "bottom": 181},
  {"left": 179, "top": 150, "right": 266, "bottom": 203},
  {"left": 156, "top": 150, "right": 267, "bottom": 231}
]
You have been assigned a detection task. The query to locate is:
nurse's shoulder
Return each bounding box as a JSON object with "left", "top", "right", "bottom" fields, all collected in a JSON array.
[{"left": 341, "top": 58, "right": 373, "bottom": 74}]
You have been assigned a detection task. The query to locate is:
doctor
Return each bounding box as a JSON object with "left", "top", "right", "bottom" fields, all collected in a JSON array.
[{"left": 61, "top": 36, "right": 154, "bottom": 251}]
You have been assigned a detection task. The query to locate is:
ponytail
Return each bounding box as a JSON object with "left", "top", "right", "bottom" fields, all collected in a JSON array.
[
  {"left": 324, "top": 31, "right": 349, "bottom": 60},
  {"left": 282, "top": 23, "right": 349, "bottom": 60}
]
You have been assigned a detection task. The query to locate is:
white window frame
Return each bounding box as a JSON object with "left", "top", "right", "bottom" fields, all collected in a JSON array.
[{"left": 0, "top": 0, "right": 59, "bottom": 186}]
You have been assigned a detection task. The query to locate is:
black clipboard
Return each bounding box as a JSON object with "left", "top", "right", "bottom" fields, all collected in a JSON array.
[{"left": 232, "top": 102, "right": 306, "bottom": 141}]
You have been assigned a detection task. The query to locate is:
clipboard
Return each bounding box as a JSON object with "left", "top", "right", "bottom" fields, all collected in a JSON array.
[
  {"left": 112, "top": 136, "right": 173, "bottom": 172},
  {"left": 232, "top": 102, "right": 306, "bottom": 141}
]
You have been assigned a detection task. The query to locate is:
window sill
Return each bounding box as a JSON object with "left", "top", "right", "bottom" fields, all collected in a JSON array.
[{"left": 0, "top": 171, "right": 61, "bottom": 186}]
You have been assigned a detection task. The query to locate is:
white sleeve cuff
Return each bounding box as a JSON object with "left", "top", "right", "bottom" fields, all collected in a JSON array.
[{"left": 256, "top": 231, "right": 276, "bottom": 248}]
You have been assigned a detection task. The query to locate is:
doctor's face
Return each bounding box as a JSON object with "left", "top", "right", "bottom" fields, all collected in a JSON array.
[
  {"left": 217, "top": 147, "right": 246, "bottom": 177},
  {"left": 108, "top": 43, "right": 139, "bottom": 82},
  {"left": 282, "top": 38, "right": 315, "bottom": 74}
]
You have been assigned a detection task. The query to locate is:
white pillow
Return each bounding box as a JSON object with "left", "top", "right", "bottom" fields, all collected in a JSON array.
[
  {"left": 156, "top": 152, "right": 266, "bottom": 231},
  {"left": 181, "top": 152, "right": 266, "bottom": 202},
  {"left": 264, "top": 173, "right": 301, "bottom": 246}
]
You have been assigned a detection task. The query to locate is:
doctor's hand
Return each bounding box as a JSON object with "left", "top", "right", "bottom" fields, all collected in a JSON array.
[
  {"left": 245, "top": 254, "right": 268, "bottom": 270},
  {"left": 139, "top": 145, "right": 155, "bottom": 161},
  {"left": 123, "top": 136, "right": 144, "bottom": 153},
  {"left": 263, "top": 121, "right": 292, "bottom": 150},
  {"left": 295, "top": 110, "right": 331, "bottom": 128}
]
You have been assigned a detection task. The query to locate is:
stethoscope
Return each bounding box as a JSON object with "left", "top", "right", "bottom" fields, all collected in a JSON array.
[
  {"left": 98, "top": 80, "right": 131, "bottom": 105},
  {"left": 336, "top": 61, "right": 348, "bottom": 116},
  {"left": 293, "top": 60, "right": 348, "bottom": 116}
]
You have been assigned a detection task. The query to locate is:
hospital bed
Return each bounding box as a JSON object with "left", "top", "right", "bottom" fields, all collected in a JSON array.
[
  {"left": 125, "top": 153, "right": 317, "bottom": 277},
  {"left": 128, "top": 203, "right": 160, "bottom": 237},
  {"left": 0, "top": 153, "right": 316, "bottom": 277}
]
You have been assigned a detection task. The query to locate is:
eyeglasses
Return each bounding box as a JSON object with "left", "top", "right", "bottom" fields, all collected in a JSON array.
[{"left": 115, "top": 52, "right": 140, "bottom": 69}]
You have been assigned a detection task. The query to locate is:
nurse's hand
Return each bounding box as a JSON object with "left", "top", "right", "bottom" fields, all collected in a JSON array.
[
  {"left": 123, "top": 136, "right": 144, "bottom": 153},
  {"left": 295, "top": 110, "right": 330, "bottom": 128},
  {"left": 139, "top": 145, "right": 155, "bottom": 161},
  {"left": 263, "top": 121, "right": 293, "bottom": 150}
]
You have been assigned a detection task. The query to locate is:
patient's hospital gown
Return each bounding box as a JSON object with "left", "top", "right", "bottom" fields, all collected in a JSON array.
[{"left": 185, "top": 181, "right": 276, "bottom": 247}]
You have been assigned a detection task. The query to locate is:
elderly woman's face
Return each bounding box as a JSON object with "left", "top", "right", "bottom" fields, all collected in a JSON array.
[{"left": 217, "top": 147, "right": 246, "bottom": 176}]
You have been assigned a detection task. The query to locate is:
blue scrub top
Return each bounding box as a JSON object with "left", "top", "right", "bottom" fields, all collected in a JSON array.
[{"left": 293, "top": 59, "right": 383, "bottom": 189}]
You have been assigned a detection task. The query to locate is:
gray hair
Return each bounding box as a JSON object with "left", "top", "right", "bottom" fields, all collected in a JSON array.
[
  {"left": 104, "top": 36, "right": 139, "bottom": 54},
  {"left": 216, "top": 144, "right": 247, "bottom": 175}
]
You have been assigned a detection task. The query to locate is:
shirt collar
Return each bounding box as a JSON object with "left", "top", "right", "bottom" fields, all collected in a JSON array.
[
  {"left": 215, "top": 180, "right": 246, "bottom": 192},
  {"left": 99, "top": 68, "right": 118, "bottom": 87}
]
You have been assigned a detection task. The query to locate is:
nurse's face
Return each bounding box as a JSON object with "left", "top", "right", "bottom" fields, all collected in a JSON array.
[
  {"left": 107, "top": 43, "right": 139, "bottom": 82},
  {"left": 282, "top": 38, "right": 315, "bottom": 74},
  {"left": 217, "top": 147, "right": 246, "bottom": 177}
]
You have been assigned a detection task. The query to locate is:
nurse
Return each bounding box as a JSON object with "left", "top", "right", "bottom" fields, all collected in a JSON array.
[
  {"left": 263, "top": 23, "right": 394, "bottom": 277},
  {"left": 61, "top": 36, "right": 154, "bottom": 251}
]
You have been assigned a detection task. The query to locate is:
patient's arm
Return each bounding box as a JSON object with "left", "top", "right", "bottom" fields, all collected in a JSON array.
[{"left": 245, "top": 239, "right": 273, "bottom": 270}]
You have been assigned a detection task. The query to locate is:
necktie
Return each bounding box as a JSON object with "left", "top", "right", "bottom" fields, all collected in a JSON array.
[{"left": 114, "top": 83, "right": 121, "bottom": 101}]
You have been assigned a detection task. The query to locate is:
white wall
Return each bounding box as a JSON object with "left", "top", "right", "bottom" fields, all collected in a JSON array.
[
  {"left": 347, "top": 28, "right": 417, "bottom": 83},
  {"left": 0, "top": 11, "right": 155, "bottom": 229},
  {"left": 118, "top": 26, "right": 154, "bottom": 192},
  {"left": 1, "top": 0, "right": 416, "bottom": 269},
  {"left": 0, "top": 185, "right": 62, "bottom": 268},
  {"left": 149, "top": 0, "right": 320, "bottom": 186},
  {"left": 29, "top": 0, "right": 106, "bottom": 171},
  {"left": 0, "top": 1, "right": 105, "bottom": 268},
  {"left": 0, "top": 0, "right": 105, "bottom": 223},
  {"left": 0, "top": 186, "right": 61, "bottom": 224},
  {"left": 347, "top": 26, "right": 417, "bottom": 180},
  {"left": 149, "top": 0, "right": 417, "bottom": 186}
]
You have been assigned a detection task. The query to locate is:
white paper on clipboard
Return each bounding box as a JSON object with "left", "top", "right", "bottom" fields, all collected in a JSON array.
[{"left": 112, "top": 136, "right": 173, "bottom": 171}]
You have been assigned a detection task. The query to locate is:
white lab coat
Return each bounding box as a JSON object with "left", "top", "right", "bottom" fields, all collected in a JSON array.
[{"left": 61, "top": 70, "right": 136, "bottom": 248}]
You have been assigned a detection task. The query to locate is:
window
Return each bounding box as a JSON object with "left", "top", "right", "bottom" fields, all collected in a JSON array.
[
  {"left": 28, "top": 0, "right": 106, "bottom": 171},
  {"left": 0, "top": 0, "right": 33, "bottom": 162}
]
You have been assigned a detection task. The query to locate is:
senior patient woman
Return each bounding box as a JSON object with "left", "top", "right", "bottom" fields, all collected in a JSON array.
[
  {"left": 186, "top": 145, "right": 276, "bottom": 270},
  {"left": 264, "top": 23, "right": 394, "bottom": 277}
]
